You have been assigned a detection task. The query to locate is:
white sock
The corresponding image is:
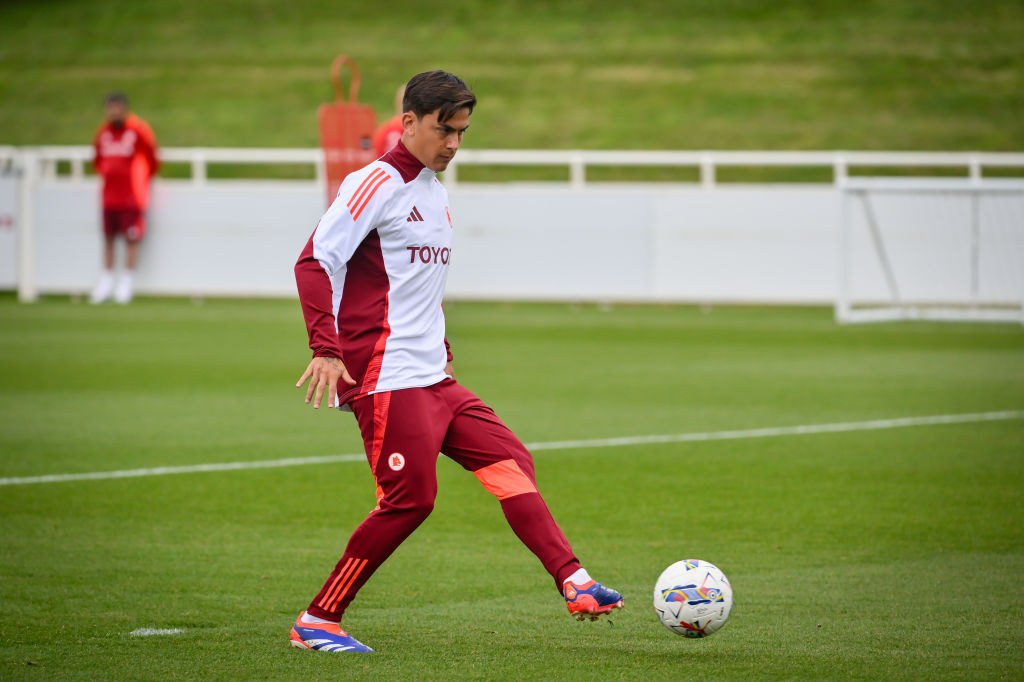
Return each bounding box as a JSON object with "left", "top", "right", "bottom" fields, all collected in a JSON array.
[
  {"left": 90, "top": 270, "right": 115, "bottom": 303},
  {"left": 114, "top": 272, "right": 134, "bottom": 303},
  {"left": 300, "top": 611, "right": 336, "bottom": 625},
  {"left": 563, "top": 568, "right": 592, "bottom": 585},
  {"left": 94, "top": 270, "right": 114, "bottom": 290}
]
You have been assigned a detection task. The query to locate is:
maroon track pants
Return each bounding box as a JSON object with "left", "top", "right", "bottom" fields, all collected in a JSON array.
[{"left": 306, "top": 379, "right": 581, "bottom": 621}]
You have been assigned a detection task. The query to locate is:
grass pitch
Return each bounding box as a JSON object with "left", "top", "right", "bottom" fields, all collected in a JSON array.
[{"left": 1, "top": 295, "right": 1022, "bottom": 680}]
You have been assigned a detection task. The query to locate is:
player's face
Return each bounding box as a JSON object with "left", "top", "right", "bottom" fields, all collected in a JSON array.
[
  {"left": 105, "top": 102, "right": 127, "bottom": 127},
  {"left": 402, "top": 107, "right": 471, "bottom": 172}
]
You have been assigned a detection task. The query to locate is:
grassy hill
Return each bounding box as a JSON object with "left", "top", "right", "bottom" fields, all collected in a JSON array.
[{"left": 1, "top": 0, "right": 1022, "bottom": 152}]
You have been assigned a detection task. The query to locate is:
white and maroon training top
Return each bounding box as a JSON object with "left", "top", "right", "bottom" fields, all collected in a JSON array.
[{"left": 295, "top": 141, "right": 455, "bottom": 408}]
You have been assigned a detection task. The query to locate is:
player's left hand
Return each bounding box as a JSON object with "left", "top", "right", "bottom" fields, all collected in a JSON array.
[{"left": 445, "top": 361, "right": 455, "bottom": 379}]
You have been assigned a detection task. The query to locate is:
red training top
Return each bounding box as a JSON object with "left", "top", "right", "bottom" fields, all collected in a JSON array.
[
  {"left": 371, "top": 115, "right": 404, "bottom": 158},
  {"left": 93, "top": 113, "right": 159, "bottom": 210}
]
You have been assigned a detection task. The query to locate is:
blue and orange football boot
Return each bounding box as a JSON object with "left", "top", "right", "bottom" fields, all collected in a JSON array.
[
  {"left": 564, "top": 579, "right": 624, "bottom": 621},
  {"left": 289, "top": 612, "right": 374, "bottom": 653}
]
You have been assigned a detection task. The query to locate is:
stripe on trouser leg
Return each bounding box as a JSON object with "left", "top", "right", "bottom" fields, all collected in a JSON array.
[
  {"left": 473, "top": 459, "right": 538, "bottom": 500},
  {"left": 369, "top": 392, "right": 392, "bottom": 473},
  {"left": 318, "top": 557, "right": 358, "bottom": 610},
  {"left": 325, "top": 559, "right": 368, "bottom": 613},
  {"left": 369, "top": 392, "right": 392, "bottom": 511}
]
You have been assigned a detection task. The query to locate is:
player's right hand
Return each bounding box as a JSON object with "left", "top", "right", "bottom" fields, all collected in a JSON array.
[{"left": 297, "top": 356, "right": 356, "bottom": 409}]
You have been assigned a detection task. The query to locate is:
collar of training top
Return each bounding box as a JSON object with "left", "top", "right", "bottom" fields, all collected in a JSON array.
[{"left": 382, "top": 140, "right": 427, "bottom": 183}]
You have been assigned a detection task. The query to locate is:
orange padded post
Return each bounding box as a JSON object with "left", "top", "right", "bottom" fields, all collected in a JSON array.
[{"left": 318, "top": 56, "right": 378, "bottom": 206}]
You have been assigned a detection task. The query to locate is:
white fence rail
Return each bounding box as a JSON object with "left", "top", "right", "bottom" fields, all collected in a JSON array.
[
  {"left": 4, "top": 146, "right": 1024, "bottom": 188},
  {"left": 1, "top": 146, "right": 1022, "bottom": 310},
  {"left": 449, "top": 149, "right": 1024, "bottom": 189}
]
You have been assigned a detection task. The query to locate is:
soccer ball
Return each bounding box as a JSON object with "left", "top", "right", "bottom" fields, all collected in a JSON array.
[{"left": 653, "top": 559, "right": 733, "bottom": 638}]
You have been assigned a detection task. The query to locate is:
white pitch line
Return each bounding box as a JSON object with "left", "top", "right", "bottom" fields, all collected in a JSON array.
[
  {"left": 0, "top": 454, "right": 367, "bottom": 487},
  {"left": 525, "top": 410, "right": 1024, "bottom": 451},
  {"left": 130, "top": 628, "right": 185, "bottom": 637},
  {"left": 1, "top": 410, "right": 1020, "bottom": 488}
]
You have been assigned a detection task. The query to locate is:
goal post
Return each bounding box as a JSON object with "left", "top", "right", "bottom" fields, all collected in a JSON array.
[{"left": 836, "top": 178, "right": 1024, "bottom": 325}]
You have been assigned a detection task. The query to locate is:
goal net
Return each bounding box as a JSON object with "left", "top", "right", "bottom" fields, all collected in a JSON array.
[{"left": 837, "top": 179, "right": 1024, "bottom": 324}]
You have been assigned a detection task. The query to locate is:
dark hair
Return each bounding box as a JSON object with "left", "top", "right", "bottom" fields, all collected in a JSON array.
[
  {"left": 104, "top": 91, "right": 129, "bottom": 107},
  {"left": 402, "top": 71, "right": 475, "bottom": 123}
]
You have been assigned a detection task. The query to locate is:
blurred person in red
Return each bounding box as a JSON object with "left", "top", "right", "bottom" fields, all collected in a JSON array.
[
  {"left": 370, "top": 84, "right": 406, "bottom": 157},
  {"left": 89, "top": 92, "right": 159, "bottom": 304}
]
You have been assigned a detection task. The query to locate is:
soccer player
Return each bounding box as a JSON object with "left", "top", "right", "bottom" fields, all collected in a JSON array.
[
  {"left": 290, "top": 70, "right": 623, "bottom": 653},
  {"left": 89, "top": 92, "right": 159, "bottom": 304}
]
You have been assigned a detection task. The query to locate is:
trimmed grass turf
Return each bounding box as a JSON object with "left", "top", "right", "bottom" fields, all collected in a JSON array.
[
  {"left": 1, "top": 295, "right": 1023, "bottom": 679},
  {"left": 1, "top": 0, "right": 1023, "bottom": 153}
]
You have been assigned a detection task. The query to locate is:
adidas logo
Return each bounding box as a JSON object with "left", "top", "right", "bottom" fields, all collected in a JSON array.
[{"left": 406, "top": 206, "right": 424, "bottom": 222}]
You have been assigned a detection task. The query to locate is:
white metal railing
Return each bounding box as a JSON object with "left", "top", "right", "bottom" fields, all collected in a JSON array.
[
  {"left": 447, "top": 149, "right": 1024, "bottom": 189},
  {"left": 2, "top": 146, "right": 1023, "bottom": 188},
  {"left": 1, "top": 146, "right": 324, "bottom": 185}
]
